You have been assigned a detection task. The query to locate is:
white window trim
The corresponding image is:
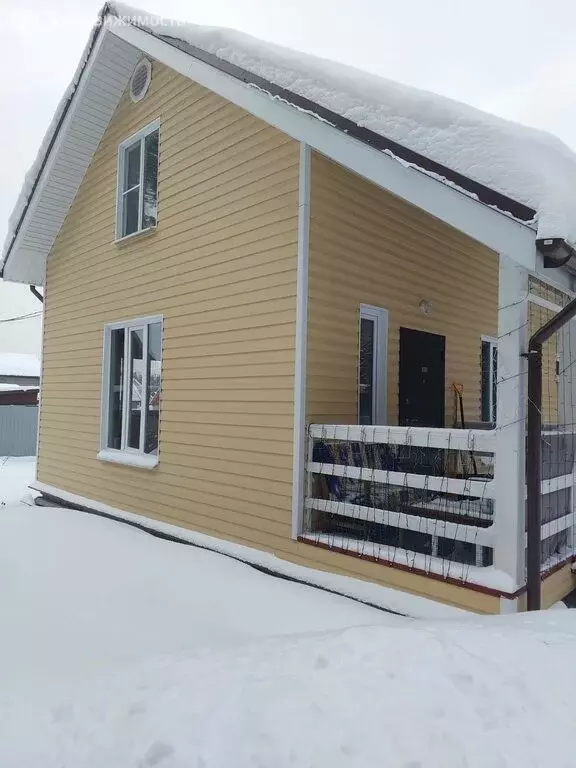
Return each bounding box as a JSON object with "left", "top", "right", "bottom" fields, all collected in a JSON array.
[
  {"left": 115, "top": 119, "right": 160, "bottom": 241},
  {"left": 97, "top": 449, "right": 159, "bottom": 469},
  {"left": 481, "top": 335, "right": 498, "bottom": 423},
  {"left": 359, "top": 304, "right": 389, "bottom": 425},
  {"left": 99, "top": 314, "right": 163, "bottom": 469}
]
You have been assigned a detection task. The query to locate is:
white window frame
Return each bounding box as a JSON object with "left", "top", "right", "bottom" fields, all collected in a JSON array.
[
  {"left": 359, "top": 304, "right": 389, "bottom": 425},
  {"left": 481, "top": 335, "right": 498, "bottom": 423},
  {"left": 115, "top": 119, "right": 160, "bottom": 241},
  {"left": 98, "top": 314, "right": 163, "bottom": 469}
]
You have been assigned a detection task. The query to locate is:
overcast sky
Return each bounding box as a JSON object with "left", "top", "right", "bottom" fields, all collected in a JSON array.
[{"left": 1, "top": 0, "right": 575, "bottom": 251}]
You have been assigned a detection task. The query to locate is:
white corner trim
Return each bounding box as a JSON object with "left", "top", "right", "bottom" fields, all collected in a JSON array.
[
  {"left": 97, "top": 449, "right": 159, "bottom": 469},
  {"left": 493, "top": 254, "right": 528, "bottom": 586},
  {"left": 109, "top": 23, "right": 536, "bottom": 268},
  {"left": 291, "top": 142, "right": 311, "bottom": 539}
]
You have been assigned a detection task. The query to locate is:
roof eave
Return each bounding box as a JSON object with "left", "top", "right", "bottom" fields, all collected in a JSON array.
[{"left": 0, "top": 4, "right": 111, "bottom": 283}]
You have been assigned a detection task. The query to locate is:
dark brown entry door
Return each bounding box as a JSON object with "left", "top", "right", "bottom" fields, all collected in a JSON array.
[{"left": 399, "top": 328, "right": 446, "bottom": 427}]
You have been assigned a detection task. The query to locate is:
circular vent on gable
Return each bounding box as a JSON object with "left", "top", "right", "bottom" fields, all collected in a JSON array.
[{"left": 130, "top": 59, "right": 152, "bottom": 103}]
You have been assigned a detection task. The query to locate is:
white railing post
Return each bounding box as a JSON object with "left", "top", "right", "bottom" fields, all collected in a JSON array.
[{"left": 493, "top": 254, "right": 529, "bottom": 589}]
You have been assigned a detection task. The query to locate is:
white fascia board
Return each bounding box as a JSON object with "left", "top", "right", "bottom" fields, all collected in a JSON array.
[{"left": 110, "top": 22, "right": 537, "bottom": 268}]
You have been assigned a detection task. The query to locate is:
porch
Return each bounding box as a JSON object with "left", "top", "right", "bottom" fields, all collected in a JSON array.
[{"left": 298, "top": 259, "right": 576, "bottom": 606}]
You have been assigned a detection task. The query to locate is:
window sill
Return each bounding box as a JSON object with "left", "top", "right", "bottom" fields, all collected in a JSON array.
[
  {"left": 115, "top": 226, "right": 156, "bottom": 246},
  {"left": 97, "top": 449, "right": 159, "bottom": 469}
]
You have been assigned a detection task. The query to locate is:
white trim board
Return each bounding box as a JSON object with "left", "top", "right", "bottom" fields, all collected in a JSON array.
[
  {"left": 308, "top": 461, "right": 494, "bottom": 497},
  {"left": 308, "top": 423, "right": 496, "bottom": 451},
  {"left": 115, "top": 118, "right": 160, "bottom": 240},
  {"left": 30, "top": 480, "right": 469, "bottom": 619}
]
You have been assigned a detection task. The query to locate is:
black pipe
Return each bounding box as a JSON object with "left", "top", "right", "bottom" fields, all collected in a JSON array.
[
  {"left": 526, "top": 343, "right": 543, "bottom": 610},
  {"left": 29, "top": 285, "right": 43, "bottom": 303}
]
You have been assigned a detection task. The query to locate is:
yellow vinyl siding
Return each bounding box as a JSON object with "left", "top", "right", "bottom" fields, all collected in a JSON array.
[
  {"left": 306, "top": 153, "right": 499, "bottom": 425},
  {"left": 39, "top": 61, "right": 299, "bottom": 546},
  {"left": 39, "top": 63, "right": 506, "bottom": 613}
]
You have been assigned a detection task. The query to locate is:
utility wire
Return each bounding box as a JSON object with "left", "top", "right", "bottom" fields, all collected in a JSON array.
[{"left": 0, "top": 311, "right": 42, "bottom": 324}]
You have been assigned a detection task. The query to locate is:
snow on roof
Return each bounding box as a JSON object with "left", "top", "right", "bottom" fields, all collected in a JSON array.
[
  {"left": 0, "top": 354, "right": 40, "bottom": 378},
  {"left": 3, "top": 1, "right": 576, "bottom": 265},
  {"left": 111, "top": 1, "right": 576, "bottom": 242}
]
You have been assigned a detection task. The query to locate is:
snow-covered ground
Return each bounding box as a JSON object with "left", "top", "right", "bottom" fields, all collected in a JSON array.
[
  {"left": 0, "top": 455, "right": 35, "bottom": 506},
  {"left": 1, "top": 463, "right": 576, "bottom": 767}
]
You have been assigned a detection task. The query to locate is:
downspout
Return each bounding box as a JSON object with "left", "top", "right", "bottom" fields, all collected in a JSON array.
[{"left": 29, "top": 285, "right": 43, "bottom": 303}]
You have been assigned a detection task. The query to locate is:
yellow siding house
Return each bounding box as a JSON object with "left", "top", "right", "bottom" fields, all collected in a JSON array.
[{"left": 3, "top": 4, "right": 576, "bottom": 613}]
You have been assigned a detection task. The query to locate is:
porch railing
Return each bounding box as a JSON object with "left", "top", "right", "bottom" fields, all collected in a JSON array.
[
  {"left": 303, "top": 422, "right": 576, "bottom": 587},
  {"left": 303, "top": 424, "right": 498, "bottom": 581},
  {"left": 537, "top": 426, "right": 576, "bottom": 570}
]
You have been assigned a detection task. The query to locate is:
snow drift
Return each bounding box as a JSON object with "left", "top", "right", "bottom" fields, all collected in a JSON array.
[
  {"left": 2, "top": 501, "right": 576, "bottom": 767},
  {"left": 0, "top": 353, "right": 40, "bottom": 377}
]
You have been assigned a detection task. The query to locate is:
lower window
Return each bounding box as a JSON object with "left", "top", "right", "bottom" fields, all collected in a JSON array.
[{"left": 101, "top": 316, "right": 162, "bottom": 463}]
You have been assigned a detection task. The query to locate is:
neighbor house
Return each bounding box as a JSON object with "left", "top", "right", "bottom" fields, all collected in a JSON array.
[
  {"left": 0, "top": 353, "right": 40, "bottom": 389},
  {"left": 0, "top": 353, "right": 39, "bottom": 455},
  {"left": 3, "top": 3, "right": 576, "bottom": 612}
]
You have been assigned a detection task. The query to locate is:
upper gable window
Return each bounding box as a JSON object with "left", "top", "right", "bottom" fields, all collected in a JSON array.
[{"left": 116, "top": 121, "right": 159, "bottom": 240}]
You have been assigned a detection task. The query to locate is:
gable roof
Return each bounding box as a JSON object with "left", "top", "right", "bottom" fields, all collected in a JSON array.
[{"left": 6, "top": 2, "right": 572, "bottom": 284}]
